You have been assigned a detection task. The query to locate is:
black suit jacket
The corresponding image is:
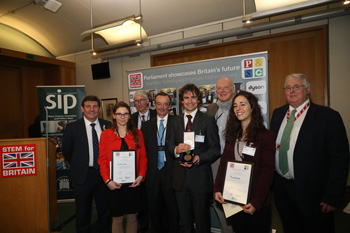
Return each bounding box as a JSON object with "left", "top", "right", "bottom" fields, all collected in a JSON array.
[
  {"left": 62, "top": 117, "right": 112, "bottom": 185},
  {"left": 132, "top": 109, "right": 157, "bottom": 128},
  {"left": 168, "top": 111, "right": 220, "bottom": 192},
  {"left": 270, "top": 102, "right": 349, "bottom": 215},
  {"left": 141, "top": 115, "right": 175, "bottom": 187}
]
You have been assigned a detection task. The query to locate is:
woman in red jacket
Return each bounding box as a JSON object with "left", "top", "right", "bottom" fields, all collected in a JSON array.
[
  {"left": 99, "top": 101, "right": 147, "bottom": 233},
  {"left": 214, "top": 91, "right": 275, "bottom": 233}
]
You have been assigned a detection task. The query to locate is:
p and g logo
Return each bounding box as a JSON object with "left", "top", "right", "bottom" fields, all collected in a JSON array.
[{"left": 246, "top": 81, "right": 266, "bottom": 95}]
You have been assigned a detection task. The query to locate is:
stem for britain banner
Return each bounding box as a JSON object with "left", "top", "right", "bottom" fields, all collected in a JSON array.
[
  {"left": 127, "top": 51, "right": 269, "bottom": 126},
  {"left": 37, "top": 85, "right": 85, "bottom": 200}
]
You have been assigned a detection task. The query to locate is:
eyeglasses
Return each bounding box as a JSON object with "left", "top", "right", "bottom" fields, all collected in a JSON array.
[
  {"left": 134, "top": 99, "right": 147, "bottom": 104},
  {"left": 115, "top": 113, "right": 130, "bottom": 118},
  {"left": 284, "top": 84, "right": 305, "bottom": 92}
]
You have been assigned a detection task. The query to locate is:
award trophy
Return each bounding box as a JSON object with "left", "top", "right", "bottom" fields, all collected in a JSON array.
[{"left": 180, "top": 131, "right": 195, "bottom": 164}]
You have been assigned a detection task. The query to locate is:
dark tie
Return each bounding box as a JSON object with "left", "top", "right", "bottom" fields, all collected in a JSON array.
[
  {"left": 141, "top": 115, "right": 146, "bottom": 128},
  {"left": 279, "top": 109, "right": 296, "bottom": 174},
  {"left": 186, "top": 115, "right": 192, "bottom": 131},
  {"left": 91, "top": 123, "right": 99, "bottom": 169},
  {"left": 157, "top": 119, "right": 165, "bottom": 170}
]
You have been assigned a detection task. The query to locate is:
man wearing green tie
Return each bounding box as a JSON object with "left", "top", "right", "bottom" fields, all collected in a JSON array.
[{"left": 270, "top": 73, "right": 349, "bottom": 233}]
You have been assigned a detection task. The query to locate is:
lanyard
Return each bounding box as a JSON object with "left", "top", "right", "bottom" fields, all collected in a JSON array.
[{"left": 286, "top": 102, "right": 310, "bottom": 121}]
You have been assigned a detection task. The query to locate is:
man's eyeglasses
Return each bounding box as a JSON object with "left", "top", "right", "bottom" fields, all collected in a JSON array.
[
  {"left": 284, "top": 84, "right": 305, "bottom": 92},
  {"left": 134, "top": 99, "right": 147, "bottom": 104},
  {"left": 115, "top": 113, "right": 130, "bottom": 118}
]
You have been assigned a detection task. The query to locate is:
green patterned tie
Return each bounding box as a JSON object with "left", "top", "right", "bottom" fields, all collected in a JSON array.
[{"left": 279, "top": 109, "right": 296, "bottom": 175}]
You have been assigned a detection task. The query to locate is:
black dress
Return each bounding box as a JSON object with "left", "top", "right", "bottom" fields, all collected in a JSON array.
[{"left": 109, "top": 137, "right": 141, "bottom": 217}]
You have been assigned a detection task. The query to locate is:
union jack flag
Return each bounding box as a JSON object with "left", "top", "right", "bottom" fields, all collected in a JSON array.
[{"left": 2, "top": 152, "right": 35, "bottom": 169}]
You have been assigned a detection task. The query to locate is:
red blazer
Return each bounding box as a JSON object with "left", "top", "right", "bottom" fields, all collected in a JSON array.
[
  {"left": 214, "top": 130, "right": 276, "bottom": 211},
  {"left": 98, "top": 127, "right": 148, "bottom": 183}
]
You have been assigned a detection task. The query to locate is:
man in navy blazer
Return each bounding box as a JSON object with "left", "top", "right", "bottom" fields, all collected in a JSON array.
[
  {"left": 270, "top": 74, "right": 349, "bottom": 233},
  {"left": 62, "top": 95, "right": 112, "bottom": 233},
  {"left": 168, "top": 84, "right": 220, "bottom": 233},
  {"left": 141, "top": 92, "right": 179, "bottom": 233}
]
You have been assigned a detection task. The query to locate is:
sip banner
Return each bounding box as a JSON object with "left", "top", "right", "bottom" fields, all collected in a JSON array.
[
  {"left": 37, "top": 85, "right": 85, "bottom": 200},
  {"left": 36, "top": 86, "right": 85, "bottom": 138},
  {"left": 127, "top": 51, "right": 269, "bottom": 126}
]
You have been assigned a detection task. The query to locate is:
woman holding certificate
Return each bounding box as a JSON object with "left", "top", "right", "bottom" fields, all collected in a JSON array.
[
  {"left": 214, "top": 91, "right": 275, "bottom": 233},
  {"left": 99, "top": 101, "right": 147, "bottom": 233}
]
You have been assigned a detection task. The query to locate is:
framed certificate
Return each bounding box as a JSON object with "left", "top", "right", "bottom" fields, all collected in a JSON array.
[
  {"left": 111, "top": 150, "right": 137, "bottom": 185},
  {"left": 222, "top": 160, "right": 254, "bottom": 205}
]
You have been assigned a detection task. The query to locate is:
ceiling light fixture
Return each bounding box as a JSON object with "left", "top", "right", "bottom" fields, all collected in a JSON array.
[
  {"left": 81, "top": 0, "right": 147, "bottom": 56},
  {"left": 242, "top": 0, "right": 342, "bottom": 23}
]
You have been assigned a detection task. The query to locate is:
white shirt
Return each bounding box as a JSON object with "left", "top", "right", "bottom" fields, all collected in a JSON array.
[
  {"left": 275, "top": 99, "right": 310, "bottom": 179},
  {"left": 183, "top": 108, "right": 198, "bottom": 129},
  {"left": 83, "top": 117, "right": 102, "bottom": 167},
  {"left": 157, "top": 114, "right": 168, "bottom": 162},
  {"left": 138, "top": 109, "right": 150, "bottom": 129}
]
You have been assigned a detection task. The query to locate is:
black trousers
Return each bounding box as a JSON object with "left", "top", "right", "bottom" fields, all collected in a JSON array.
[
  {"left": 74, "top": 168, "right": 111, "bottom": 233},
  {"left": 146, "top": 165, "right": 179, "bottom": 233},
  {"left": 274, "top": 175, "right": 335, "bottom": 233}
]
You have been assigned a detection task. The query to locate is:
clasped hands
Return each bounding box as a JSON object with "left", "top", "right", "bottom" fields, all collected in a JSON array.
[
  {"left": 106, "top": 176, "right": 143, "bottom": 190},
  {"left": 176, "top": 143, "right": 198, "bottom": 168},
  {"left": 214, "top": 192, "right": 256, "bottom": 215}
]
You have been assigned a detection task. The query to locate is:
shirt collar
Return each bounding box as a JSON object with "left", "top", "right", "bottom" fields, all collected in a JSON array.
[
  {"left": 157, "top": 114, "right": 168, "bottom": 124},
  {"left": 83, "top": 116, "right": 99, "bottom": 127},
  {"left": 289, "top": 99, "right": 310, "bottom": 113},
  {"left": 184, "top": 108, "right": 198, "bottom": 119}
]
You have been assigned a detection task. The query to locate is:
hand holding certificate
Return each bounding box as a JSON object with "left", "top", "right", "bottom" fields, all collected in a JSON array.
[
  {"left": 111, "top": 150, "right": 137, "bottom": 185},
  {"left": 222, "top": 161, "right": 254, "bottom": 206}
]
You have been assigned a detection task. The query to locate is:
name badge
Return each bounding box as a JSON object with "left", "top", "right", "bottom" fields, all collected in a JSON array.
[
  {"left": 242, "top": 146, "right": 256, "bottom": 156},
  {"left": 195, "top": 135, "right": 205, "bottom": 143}
]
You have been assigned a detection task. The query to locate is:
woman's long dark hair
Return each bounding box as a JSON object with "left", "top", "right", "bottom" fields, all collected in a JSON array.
[
  {"left": 225, "top": 91, "right": 266, "bottom": 144},
  {"left": 112, "top": 101, "right": 140, "bottom": 147}
]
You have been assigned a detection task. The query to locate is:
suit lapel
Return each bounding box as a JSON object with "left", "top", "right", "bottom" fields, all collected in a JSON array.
[
  {"left": 295, "top": 102, "right": 316, "bottom": 144},
  {"left": 191, "top": 111, "right": 203, "bottom": 131}
]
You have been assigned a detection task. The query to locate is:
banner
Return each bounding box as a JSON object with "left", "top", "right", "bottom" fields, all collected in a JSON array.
[
  {"left": 37, "top": 85, "right": 85, "bottom": 200},
  {"left": 127, "top": 52, "right": 269, "bottom": 126}
]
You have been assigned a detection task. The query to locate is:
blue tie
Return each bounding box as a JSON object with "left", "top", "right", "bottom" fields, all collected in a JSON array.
[
  {"left": 157, "top": 119, "right": 165, "bottom": 170},
  {"left": 91, "top": 123, "right": 99, "bottom": 169}
]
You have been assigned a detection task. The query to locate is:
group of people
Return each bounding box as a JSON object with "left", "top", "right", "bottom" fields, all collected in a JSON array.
[{"left": 62, "top": 73, "right": 349, "bottom": 233}]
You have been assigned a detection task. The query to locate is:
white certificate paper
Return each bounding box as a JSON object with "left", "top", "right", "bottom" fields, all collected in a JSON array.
[
  {"left": 183, "top": 131, "right": 195, "bottom": 149},
  {"left": 223, "top": 161, "right": 253, "bottom": 205},
  {"left": 111, "top": 150, "right": 136, "bottom": 184}
]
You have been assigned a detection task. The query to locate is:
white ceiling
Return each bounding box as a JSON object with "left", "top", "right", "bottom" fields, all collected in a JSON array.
[{"left": 0, "top": 0, "right": 256, "bottom": 57}]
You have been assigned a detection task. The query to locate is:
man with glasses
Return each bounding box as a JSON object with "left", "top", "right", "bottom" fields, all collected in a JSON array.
[
  {"left": 141, "top": 92, "right": 179, "bottom": 233},
  {"left": 270, "top": 73, "right": 349, "bottom": 233},
  {"left": 168, "top": 83, "right": 220, "bottom": 233},
  {"left": 131, "top": 90, "right": 156, "bottom": 233},
  {"left": 132, "top": 90, "right": 157, "bottom": 129}
]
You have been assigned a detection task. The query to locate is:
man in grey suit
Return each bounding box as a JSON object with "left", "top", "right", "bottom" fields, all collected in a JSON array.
[
  {"left": 168, "top": 83, "right": 220, "bottom": 233},
  {"left": 207, "top": 77, "right": 235, "bottom": 233},
  {"left": 270, "top": 73, "right": 349, "bottom": 233},
  {"left": 62, "top": 95, "right": 112, "bottom": 233},
  {"left": 141, "top": 92, "right": 179, "bottom": 233}
]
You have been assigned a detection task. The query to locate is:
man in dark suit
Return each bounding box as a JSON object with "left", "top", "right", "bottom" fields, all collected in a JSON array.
[
  {"left": 141, "top": 92, "right": 179, "bottom": 233},
  {"left": 206, "top": 77, "right": 235, "bottom": 233},
  {"left": 270, "top": 73, "right": 349, "bottom": 233},
  {"left": 62, "top": 95, "right": 112, "bottom": 233},
  {"left": 132, "top": 90, "right": 157, "bottom": 129},
  {"left": 168, "top": 83, "right": 220, "bottom": 233},
  {"left": 131, "top": 90, "right": 156, "bottom": 233}
]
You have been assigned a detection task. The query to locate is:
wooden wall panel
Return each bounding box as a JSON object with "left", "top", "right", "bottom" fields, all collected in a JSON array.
[
  {"left": 0, "top": 48, "right": 76, "bottom": 139},
  {"left": 0, "top": 65, "right": 23, "bottom": 139},
  {"left": 152, "top": 26, "right": 327, "bottom": 120}
]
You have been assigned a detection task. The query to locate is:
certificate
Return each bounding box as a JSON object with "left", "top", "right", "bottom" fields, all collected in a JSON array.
[
  {"left": 223, "top": 161, "right": 254, "bottom": 205},
  {"left": 111, "top": 150, "right": 136, "bottom": 185}
]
